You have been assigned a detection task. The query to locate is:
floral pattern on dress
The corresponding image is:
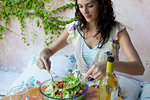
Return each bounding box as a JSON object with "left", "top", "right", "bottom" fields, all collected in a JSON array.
[
  {"left": 69, "top": 24, "right": 77, "bottom": 31},
  {"left": 104, "top": 51, "right": 112, "bottom": 56},
  {"left": 32, "top": 56, "right": 38, "bottom": 65},
  {"left": 21, "top": 76, "right": 41, "bottom": 89},
  {"left": 64, "top": 54, "right": 76, "bottom": 63},
  {"left": 110, "top": 38, "right": 119, "bottom": 49},
  {"left": 86, "top": 66, "right": 90, "bottom": 70}
]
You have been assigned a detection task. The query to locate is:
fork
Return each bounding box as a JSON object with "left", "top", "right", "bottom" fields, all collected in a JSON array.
[{"left": 49, "top": 72, "right": 59, "bottom": 88}]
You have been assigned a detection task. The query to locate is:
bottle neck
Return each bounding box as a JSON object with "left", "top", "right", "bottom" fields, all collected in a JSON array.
[{"left": 106, "top": 61, "right": 114, "bottom": 73}]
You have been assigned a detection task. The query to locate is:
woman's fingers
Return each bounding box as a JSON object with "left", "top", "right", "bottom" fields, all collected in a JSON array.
[
  {"left": 85, "top": 61, "right": 106, "bottom": 81},
  {"left": 94, "top": 74, "right": 104, "bottom": 82},
  {"left": 36, "top": 58, "right": 45, "bottom": 69},
  {"left": 91, "top": 67, "right": 100, "bottom": 77},
  {"left": 42, "top": 57, "right": 51, "bottom": 73},
  {"left": 84, "top": 65, "right": 95, "bottom": 81},
  {"left": 91, "top": 66, "right": 104, "bottom": 81},
  {"left": 93, "top": 70, "right": 101, "bottom": 78},
  {"left": 36, "top": 57, "right": 51, "bottom": 73}
]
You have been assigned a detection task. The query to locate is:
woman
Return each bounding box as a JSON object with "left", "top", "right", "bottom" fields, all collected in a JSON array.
[{"left": 37, "top": 0, "right": 144, "bottom": 99}]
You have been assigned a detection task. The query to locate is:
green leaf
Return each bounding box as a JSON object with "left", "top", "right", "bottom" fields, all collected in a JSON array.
[
  {"left": 33, "top": 33, "right": 37, "bottom": 36},
  {"left": 57, "top": 35, "right": 59, "bottom": 38},
  {"left": 27, "top": 43, "right": 29, "bottom": 46},
  {"left": 39, "top": 26, "right": 42, "bottom": 29},
  {"left": 50, "top": 36, "right": 53, "bottom": 39},
  {"left": 21, "top": 37, "right": 25, "bottom": 40},
  {"left": 0, "top": 37, "right": 3, "bottom": 40},
  {"left": 36, "top": 20, "right": 40, "bottom": 27},
  {"left": 32, "top": 16, "right": 35, "bottom": 20},
  {"left": 21, "top": 33, "right": 24, "bottom": 35},
  {"left": 0, "top": 0, "right": 75, "bottom": 46}
]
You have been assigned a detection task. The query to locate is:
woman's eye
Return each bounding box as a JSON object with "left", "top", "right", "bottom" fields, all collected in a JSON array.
[
  {"left": 78, "top": 5, "right": 82, "bottom": 8},
  {"left": 88, "top": 5, "right": 93, "bottom": 7}
]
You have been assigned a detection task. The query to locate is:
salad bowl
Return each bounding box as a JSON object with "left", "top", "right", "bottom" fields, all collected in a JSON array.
[{"left": 39, "top": 76, "right": 88, "bottom": 100}]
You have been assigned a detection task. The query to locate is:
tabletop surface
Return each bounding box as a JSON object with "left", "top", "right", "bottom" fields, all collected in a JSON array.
[{"left": 1, "top": 87, "right": 123, "bottom": 100}]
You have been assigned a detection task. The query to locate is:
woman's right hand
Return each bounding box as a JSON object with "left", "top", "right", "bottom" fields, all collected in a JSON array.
[
  {"left": 36, "top": 48, "right": 52, "bottom": 73},
  {"left": 36, "top": 29, "right": 69, "bottom": 72}
]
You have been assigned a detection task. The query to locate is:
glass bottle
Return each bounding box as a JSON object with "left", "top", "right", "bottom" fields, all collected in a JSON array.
[{"left": 99, "top": 56, "right": 119, "bottom": 100}]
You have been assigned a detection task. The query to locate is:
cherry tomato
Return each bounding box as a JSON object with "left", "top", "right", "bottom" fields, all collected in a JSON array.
[{"left": 58, "top": 83, "right": 63, "bottom": 88}]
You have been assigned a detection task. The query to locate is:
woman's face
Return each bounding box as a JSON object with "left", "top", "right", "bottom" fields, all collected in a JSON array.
[{"left": 77, "top": 0, "right": 100, "bottom": 23}]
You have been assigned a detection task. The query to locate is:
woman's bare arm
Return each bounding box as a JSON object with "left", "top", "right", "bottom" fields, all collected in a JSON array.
[
  {"left": 84, "top": 28, "right": 145, "bottom": 81},
  {"left": 36, "top": 29, "right": 69, "bottom": 72},
  {"left": 114, "top": 28, "right": 145, "bottom": 75}
]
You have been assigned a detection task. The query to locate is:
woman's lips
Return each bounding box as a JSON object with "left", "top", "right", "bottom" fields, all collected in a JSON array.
[{"left": 85, "top": 15, "right": 92, "bottom": 19}]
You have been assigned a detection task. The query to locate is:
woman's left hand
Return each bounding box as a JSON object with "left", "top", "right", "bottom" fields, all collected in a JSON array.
[{"left": 84, "top": 60, "right": 107, "bottom": 81}]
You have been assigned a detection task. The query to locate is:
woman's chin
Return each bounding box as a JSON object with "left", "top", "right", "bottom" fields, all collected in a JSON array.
[
  {"left": 86, "top": 19, "right": 92, "bottom": 23},
  {"left": 85, "top": 19, "right": 95, "bottom": 23}
]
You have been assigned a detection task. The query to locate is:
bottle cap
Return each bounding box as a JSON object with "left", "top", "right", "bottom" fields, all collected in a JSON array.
[{"left": 107, "top": 56, "right": 114, "bottom": 62}]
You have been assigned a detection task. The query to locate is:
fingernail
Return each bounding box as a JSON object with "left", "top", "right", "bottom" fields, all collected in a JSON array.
[
  {"left": 88, "top": 77, "right": 95, "bottom": 81},
  {"left": 91, "top": 78, "right": 95, "bottom": 81}
]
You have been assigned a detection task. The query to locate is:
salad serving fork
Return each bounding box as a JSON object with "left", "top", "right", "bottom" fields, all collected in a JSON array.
[{"left": 49, "top": 72, "right": 59, "bottom": 88}]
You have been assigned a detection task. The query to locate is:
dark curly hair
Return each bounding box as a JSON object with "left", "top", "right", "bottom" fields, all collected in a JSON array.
[{"left": 75, "top": 0, "right": 116, "bottom": 48}]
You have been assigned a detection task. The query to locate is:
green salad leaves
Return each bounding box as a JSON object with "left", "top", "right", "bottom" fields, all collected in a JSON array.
[{"left": 44, "top": 75, "right": 86, "bottom": 99}]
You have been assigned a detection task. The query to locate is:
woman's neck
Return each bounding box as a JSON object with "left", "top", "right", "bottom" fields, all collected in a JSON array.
[{"left": 86, "top": 21, "right": 97, "bottom": 31}]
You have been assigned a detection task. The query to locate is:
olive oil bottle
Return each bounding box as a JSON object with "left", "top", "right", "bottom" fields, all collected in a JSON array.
[{"left": 99, "top": 56, "right": 119, "bottom": 100}]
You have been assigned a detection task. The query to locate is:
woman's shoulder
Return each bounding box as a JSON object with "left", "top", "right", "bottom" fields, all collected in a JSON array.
[
  {"left": 66, "top": 21, "right": 78, "bottom": 27},
  {"left": 109, "top": 21, "right": 126, "bottom": 40},
  {"left": 114, "top": 21, "right": 126, "bottom": 31},
  {"left": 65, "top": 21, "right": 79, "bottom": 32},
  {"left": 66, "top": 21, "right": 80, "bottom": 44}
]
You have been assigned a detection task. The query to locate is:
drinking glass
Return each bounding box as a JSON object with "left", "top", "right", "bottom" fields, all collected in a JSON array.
[{"left": 8, "top": 85, "right": 29, "bottom": 100}]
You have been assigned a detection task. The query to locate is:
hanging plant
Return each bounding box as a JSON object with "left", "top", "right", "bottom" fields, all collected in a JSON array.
[{"left": 0, "top": 0, "right": 76, "bottom": 46}]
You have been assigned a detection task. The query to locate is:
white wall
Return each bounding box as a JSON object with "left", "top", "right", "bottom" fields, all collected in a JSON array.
[
  {"left": 0, "top": 0, "right": 150, "bottom": 81},
  {"left": 0, "top": 0, "right": 75, "bottom": 72},
  {"left": 113, "top": 0, "right": 150, "bottom": 81}
]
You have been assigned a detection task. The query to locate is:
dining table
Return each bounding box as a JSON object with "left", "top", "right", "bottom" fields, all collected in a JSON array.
[{"left": 1, "top": 86, "right": 123, "bottom": 100}]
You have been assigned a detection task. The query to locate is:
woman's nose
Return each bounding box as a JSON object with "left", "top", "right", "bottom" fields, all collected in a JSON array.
[{"left": 84, "top": 7, "right": 89, "bottom": 14}]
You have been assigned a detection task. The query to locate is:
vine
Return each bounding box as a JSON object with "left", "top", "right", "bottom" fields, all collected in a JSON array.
[{"left": 0, "top": 0, "right": 75, "bottom": 46}]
